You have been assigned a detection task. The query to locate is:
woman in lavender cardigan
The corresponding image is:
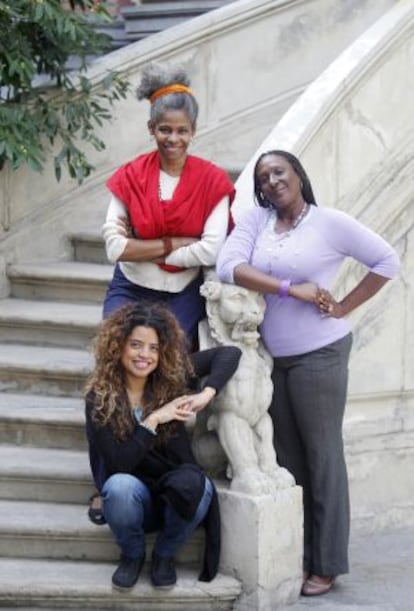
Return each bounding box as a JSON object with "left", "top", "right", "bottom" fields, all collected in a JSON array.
[{"left": 216, "top": 150, "right": 399, "bottom": 597}]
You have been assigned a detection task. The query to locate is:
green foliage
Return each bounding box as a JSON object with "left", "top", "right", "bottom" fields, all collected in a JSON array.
[{"left": 0, "top": 0, "right": 130, "bottom": 183}]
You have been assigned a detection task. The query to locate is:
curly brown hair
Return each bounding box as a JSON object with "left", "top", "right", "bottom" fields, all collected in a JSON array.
[{"left": 85, "top": 302, "right": 194, "bottom": 442}]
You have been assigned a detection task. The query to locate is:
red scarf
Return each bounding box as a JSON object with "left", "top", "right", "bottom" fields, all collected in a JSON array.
[{"left": 106, "top": 151, "right": 235, "bottom": 272}]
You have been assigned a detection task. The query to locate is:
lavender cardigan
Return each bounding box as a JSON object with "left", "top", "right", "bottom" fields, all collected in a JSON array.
[{"left": 216, "top": 206, "right": 400, "bottom": 357}]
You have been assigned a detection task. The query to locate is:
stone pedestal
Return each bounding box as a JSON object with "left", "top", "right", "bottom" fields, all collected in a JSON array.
[{"left": 218, "top": 485, "right": 303, "bottom": 610}]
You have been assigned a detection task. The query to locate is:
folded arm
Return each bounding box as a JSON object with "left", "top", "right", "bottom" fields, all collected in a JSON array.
[
  {"left": 102, "top": 195, "right": 197, "bottom": 263},
  {"left": 171, "top": 346, "right": 242, "bottom": 413},
  {"left": 165, "top": 197, "right": 230, "bottom": 268}
]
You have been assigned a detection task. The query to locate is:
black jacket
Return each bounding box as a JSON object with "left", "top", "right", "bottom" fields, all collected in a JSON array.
[{"left": 85, "top": 346, "right": 241, "bottom": 581}]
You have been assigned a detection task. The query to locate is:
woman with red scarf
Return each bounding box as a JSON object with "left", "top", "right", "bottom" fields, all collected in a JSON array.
[{"left": 102, "top": 63, "right": 235, "bottom": 344}]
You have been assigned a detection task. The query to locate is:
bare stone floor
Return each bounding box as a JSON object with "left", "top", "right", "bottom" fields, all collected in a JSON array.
[{"left": 280, "top": 527, "right": 414, "bottom": 611}]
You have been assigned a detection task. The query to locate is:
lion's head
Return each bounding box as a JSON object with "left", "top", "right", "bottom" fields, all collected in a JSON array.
[{"left": 200, "top": 280, "right": 265, "bottom": 348}]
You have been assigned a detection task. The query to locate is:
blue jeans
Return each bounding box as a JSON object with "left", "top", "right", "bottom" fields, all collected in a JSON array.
[{"left": 102, "top": 473, "right": 213, "bottom": 560}]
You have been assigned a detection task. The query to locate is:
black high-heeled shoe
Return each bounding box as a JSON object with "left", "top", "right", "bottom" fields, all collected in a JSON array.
[{"left": 88, "top": 492, "right": 106, "bottom": 525}]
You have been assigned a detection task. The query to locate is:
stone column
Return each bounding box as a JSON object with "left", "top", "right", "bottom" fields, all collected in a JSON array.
[
  {"left": 197, "top": 277, "right": 304, "bottom": 607},
  {"left": 218, "top": 486, "right": 303, "bottom": 610}
]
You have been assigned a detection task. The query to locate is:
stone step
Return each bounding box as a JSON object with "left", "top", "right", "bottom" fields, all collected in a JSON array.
[
  {"left": 122, "top": 1, "right": 231, "bottom": 37},
  {"left": 0, "top": 499, "right": 116, "bottom": 562},
  {"left": 0, "top": 393, "right": 86, "bottom": 450},
  {"left": 0, "top": 498, "right": 204, "bottom": 564},
  {"left": 7, "top": 262, "right": 113, "bottom": 304},
  {"left": 93, "top": 1, "right": 235, "bottom": 50},
  {"left": 123, "top": 0, "right": 229, "bottom": 15},
  {"left": 0, "top": 343, "right": 93, "bottom": 396},
  {"left": 0, "top": 500, "right": 202, "bottom": 565},
  {"left": 94, "top": 19, "right": 131, "bottom": 50},
  {"left": 0, "top": 444, "right": 91, "bottom": 503},
  {"left": 0, "top": 557, "right": 241, "bottom": 610},
  {"left": 139, "top": 0, "right": 227, "bottom": 4},
  {"left": 71, "top": 231, "right": 108, "bottom": 265},
  {"left": 0, "top": 298, "right": 101, "bottom": 348},
  {"left": 0, "top": 443, "right": 209, "bottom": 567}
]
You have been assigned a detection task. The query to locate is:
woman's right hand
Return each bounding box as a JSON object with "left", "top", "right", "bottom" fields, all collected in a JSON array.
[
  {"left": 289, "top": 282, "right": 321, "bottom": 303},
  {"left": 144, "top": 396, "right": 194, "bottom": 429},
  {"left": 116, "top": 216, "right": 135, "bottom": 238}
]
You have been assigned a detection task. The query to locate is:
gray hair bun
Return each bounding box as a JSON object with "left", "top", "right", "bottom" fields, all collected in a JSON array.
[
  {"left": 137, "top": 62, "right": 199, "bottom": 127},
  {"left": 136, "top": 63, "right": 191, "bottom": 101}
]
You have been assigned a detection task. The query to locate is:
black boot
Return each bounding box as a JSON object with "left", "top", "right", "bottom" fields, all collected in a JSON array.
[
  {"left": 150, "top": 553, "right": 177, "bottom": 588},
  {"left": 112, "top": 554, "right": 145, "bottom": 590}
]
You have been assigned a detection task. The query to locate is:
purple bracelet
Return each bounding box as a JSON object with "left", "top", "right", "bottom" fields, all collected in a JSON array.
[{"left": 279, "top": 279, "right": 291, "bottom": 298}]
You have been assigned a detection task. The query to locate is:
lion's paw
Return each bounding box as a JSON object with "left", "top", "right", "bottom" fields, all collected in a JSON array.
[
  {"left": 230, "top": 469, "right": 276, "bottom": 496},
  {"left": 269, "top": 466, "right": 296, "bottom": 489}
]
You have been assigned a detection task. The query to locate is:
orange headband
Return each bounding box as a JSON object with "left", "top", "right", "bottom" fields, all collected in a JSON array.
[{"left": 149, "top": 84, "right": 194, "bottom": 104}]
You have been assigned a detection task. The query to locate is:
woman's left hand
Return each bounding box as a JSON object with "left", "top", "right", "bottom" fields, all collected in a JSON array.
[{"left": 318, "top": 289, "right": 345, "bottom": 318}]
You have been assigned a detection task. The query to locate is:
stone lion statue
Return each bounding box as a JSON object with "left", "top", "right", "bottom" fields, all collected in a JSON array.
[{"left": 194, "top": 277, "right": 295, "bottom": 495}]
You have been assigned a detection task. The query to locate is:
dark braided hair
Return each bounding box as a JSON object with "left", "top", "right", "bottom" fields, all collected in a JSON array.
[{"left": 253, "top": 150, "right": 317, "bottom": 209}]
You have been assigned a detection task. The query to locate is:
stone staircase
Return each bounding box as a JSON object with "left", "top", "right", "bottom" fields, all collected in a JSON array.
[
  {"left": 100, "top": 0, "right": 234, "bottom": 49},
  {"left": 0, "top": 234, "right": 241, "bottom": 609}
]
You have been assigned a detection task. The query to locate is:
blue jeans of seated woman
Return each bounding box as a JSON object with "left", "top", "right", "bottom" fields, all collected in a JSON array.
[{"left": 102, "top": 473, "right": 213, "bottom": 560}]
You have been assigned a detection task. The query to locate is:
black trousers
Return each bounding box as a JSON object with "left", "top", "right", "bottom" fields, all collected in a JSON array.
[{"left": 269, "top": 333, "right": 353, "bottom": 576}]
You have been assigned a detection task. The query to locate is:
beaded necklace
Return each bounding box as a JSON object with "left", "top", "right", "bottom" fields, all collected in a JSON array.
[
  {"left": 274, "top": 202, "right": 309, "bottom": 238},
  {"left": 265, "top": 203, "right": 310, "bottom": 273},
  {"left": 158, "top": 170, "right": 179, "bottom": 202}
]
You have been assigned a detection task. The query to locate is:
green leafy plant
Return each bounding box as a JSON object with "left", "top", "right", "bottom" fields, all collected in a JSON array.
[{"left": 0, "top": 0, "right": 130, "bottom": 183}]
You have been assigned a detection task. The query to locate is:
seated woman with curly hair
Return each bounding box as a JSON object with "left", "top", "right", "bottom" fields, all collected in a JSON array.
[{"left": 85, "top": 302, "right": 241, "bottom": 591}]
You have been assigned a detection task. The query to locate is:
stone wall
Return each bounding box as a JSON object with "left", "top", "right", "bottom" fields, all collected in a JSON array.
[
  {"left": 0, "top": 0, "right": 395, "bottom": 295},
  {"left": 232, "top": 0, "right": 414, "bottom": 532}
]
